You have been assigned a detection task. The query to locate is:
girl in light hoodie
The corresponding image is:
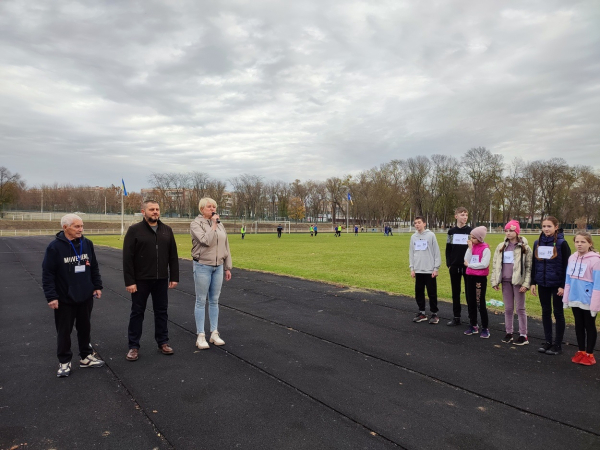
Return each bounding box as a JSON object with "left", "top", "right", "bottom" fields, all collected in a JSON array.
[{"left": 563, "top": 231, "right": 600, "bottom": 366}]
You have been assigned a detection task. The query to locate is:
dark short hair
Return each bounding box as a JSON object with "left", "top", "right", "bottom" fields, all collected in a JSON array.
[
  {"left": 414, "top": 216, "right": 425, "bottom": 222},
  {"left": 142, "top": 199, "right": 159, "bottom": 208},
  {"left": 455, "top": 207, "right": 468, "bottom": 214}
]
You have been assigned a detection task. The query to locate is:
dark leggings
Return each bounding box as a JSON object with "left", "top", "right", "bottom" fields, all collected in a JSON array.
[
  {"left": 466, "top": 275, "right": 488, "bottom": 328},
  {"left": 571, "top": 307, "right": 597, "bottom": 354},
  {"left": 538, "top": 285, "right": 566, "bottom": 346}
]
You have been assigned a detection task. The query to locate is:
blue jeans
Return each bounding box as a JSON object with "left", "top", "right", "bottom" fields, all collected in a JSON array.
[{"left": 193, "top": 262, "right": 223, "bottom": 334}]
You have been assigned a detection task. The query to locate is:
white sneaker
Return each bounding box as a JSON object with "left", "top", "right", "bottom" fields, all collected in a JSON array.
[
  {"left": 196, "top": 333, "right": 210, "bottom": 350},
  {"left": 210, "top": 330, "right": 225, "bottom": 346},
  {"left": 80, "top": 354, "right": 105, "bottom": 368},
  {"left": 57, "top": 362, "right": 71, "bottom": 377}
]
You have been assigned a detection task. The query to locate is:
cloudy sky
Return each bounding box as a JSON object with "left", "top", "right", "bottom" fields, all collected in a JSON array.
[{"left": 1, "top": 0, "right": 599, "bottom": 192}]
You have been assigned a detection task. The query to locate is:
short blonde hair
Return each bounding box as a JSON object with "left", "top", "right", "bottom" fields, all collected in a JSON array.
[{"left": 199, "top": 197, "right": 217, "bottom": 212}]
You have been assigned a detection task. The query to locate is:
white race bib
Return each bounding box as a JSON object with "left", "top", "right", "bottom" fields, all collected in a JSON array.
[
  {"left": 538, "top": 247, "right": 554, "bottom": 259},
  {"left": 414, "top": 240, "right": 428, "bottom": 251},
  {"left": 452, "top": 234, "right": 468, "bottom": 245},
  {"left": 503, "top": 251, "right": 514, "bottom": 264},
  {"left": 470, "top": 255, "right": 480, "bottom": 265},
  {"left": 568, "top": 262, "right": 588, "bottom": 277},
  {"left": 74, "top": 264, "right": 86, "bottom": 273}
]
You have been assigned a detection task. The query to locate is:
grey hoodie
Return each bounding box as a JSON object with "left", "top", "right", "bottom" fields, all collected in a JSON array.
[{"left": 409, "top": 229, "right": 441, "bottom": 273}]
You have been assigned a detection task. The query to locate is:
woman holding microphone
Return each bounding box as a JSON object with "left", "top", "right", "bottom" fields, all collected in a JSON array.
[{"left": 190, "top": 198, "right": 232, "bottom": 349}]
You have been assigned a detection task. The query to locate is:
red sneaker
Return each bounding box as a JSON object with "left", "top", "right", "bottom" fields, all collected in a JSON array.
[
  {"left": 580, "top": 353, "right": 597, "bottom": 366},
  {"left": 572, "top": 351, "right": 586, "bottom": 364}
]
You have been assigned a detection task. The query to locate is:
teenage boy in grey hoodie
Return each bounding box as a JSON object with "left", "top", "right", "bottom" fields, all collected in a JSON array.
[{"left": 409, "top": 216, "right": 442, "bottom": 323}]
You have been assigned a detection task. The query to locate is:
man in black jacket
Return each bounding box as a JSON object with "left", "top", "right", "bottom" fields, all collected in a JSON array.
[
  {"left": 123, "top": 200, "right": 179, "bottom": 361},
  {"left": 42, "top": 213, "right": 104, "bottom": 377}
]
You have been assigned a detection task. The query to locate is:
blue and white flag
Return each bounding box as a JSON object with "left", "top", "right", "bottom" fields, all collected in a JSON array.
[
  {"left": 122, "top": 179, "right": 128, "bottom": 196},
  {"left": 347, "top": 192, "right": 353, "bottom": 205}
]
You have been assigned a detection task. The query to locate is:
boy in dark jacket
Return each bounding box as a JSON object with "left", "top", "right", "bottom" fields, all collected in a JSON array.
[
  {"left": 445, "top": 207, "right": 472, "bottom": 326},
  {"left": 42, "top": 214, "right": 104, "bottom": 377}
]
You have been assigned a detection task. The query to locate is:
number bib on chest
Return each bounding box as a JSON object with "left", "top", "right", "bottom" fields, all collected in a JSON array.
[
  {"left": 470, "top": 255, "right": 480, "bottom": 265},
  {"left": 538, "top": 246, "right": 554, "bottom": 259},
  {"left": 452, "top": 234, "right": 468, "bottom": 245},
  {"left": 503, "top": 251, "right": 514, "bottom": 264},
  {"left": 414, "top": 240, "right": 428, "bottom": 251}
]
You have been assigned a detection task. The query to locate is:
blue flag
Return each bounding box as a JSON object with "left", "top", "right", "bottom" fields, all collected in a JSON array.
[
  {"left": 122, "top": 179, "right": 128, "bottom": 196},
  {"left": 347, "top": 192, "right": 353, "bottom": 205}
]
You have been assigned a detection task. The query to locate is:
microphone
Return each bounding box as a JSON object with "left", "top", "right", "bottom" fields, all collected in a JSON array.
[{"left": 212, "top": 212, "right": 220, "bottom": 224}]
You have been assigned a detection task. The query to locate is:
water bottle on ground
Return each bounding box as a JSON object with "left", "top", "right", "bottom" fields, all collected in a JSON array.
[{"left": 486, "top": 299, "right": 504, "bottom": 307}]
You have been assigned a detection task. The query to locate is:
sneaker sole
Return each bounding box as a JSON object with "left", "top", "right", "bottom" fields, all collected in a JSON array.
[
  {"left": 480, "top": 335, "right": 490, "bottom": 339},
  {"left": 57, "top": 373, "right": 70, "bottom": 377},
  {"left": 502, "top": 340, "right": 513, "bottom": 343},
  {"left": 514, "top": 341, "right": 529, "bottom": 346},
  {"left": 413, "top": 319, "right": 428, "bottom": 323}
]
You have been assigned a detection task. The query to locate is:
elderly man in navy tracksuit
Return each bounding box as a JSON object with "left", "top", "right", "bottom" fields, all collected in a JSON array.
[{"left": 42, "top": 213, "right": 104, "bottom": 378}]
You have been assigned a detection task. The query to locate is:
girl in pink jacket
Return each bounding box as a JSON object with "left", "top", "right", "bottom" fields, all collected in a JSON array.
[{"left": 563, "top": 231, "right": 600, "bottom": 366}]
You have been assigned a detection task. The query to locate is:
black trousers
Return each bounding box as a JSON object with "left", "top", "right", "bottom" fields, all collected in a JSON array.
[
  {"left": 538, "top": 285, "right": 566, "bottom": 346},
  {"left": 128, "top": 279, "right": 169, "bottom": 349},
  {"left": 54, "top": 298, "right": 94, "bottom": 363},
  {"left": 449, "top": 266, "right": 469, "bottom": 318},
  {"left": 571, "top": 307, "right": 597, "bottom": 353},
  {"left": 466, "top": 275, "right": 488, "bottom": 328},
  {"left": 414, "top": 273, "right": 438, "bottom": 313}
]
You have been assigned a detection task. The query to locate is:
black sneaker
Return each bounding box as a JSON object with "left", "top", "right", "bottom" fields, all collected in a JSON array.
[
  {"left": 514, "top": 335, "right": 529, "bottom": 346},
  {"left": 413, "top": 312, "right": 428, "bottom": 323},
  {"left": 538, "top": 342, "right": 552, "bottom": 353},
  {"left": 545, "top": 345, "right": 562, "bottom": 355},
  {"left": 429, "top": 314, "right": 439, "bottom": 324},
  {"left": 446, "top": 318, "right": 461, "bottom": 326},
  {"left": 501, "top": 333, "right": 513, "bottom": 343}
]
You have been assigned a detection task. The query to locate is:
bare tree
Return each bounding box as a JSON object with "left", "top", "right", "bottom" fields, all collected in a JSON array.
[{"left": 0, "top": 167, "right": 25, "bottom": 213}]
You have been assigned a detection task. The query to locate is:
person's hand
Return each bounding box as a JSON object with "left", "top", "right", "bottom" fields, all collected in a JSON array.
[
  {"left": 467, "top": 239, "right": 473, "bottom": 249},
  {"left": 126, "top": 284, "right": 137, "bottom": 293},
  {"left": 168, "top": 281, "right": 178, "bottom": 289},
  {"left": 464, "top": 260, "right": 469, "bottom": 267},
  {"left": 410, "top": 270, "right": 416, "bottom": 279},
  {"left": 93, "top": 290, "right": 102, "bottom": 299},
  {"left": 530, "top": 285, "right": 537, "bottom": 296},
  {"left": 557, "top": 287, "right": 564, "bottom": 297},
  {"left": 211, "top": 214, "right": 220, "bottom": 225},
  {"left": 48, "top": 300, "right": 59, "bottom": 309},
  {"left": 432, "top": 271, "right": 438, "bottom": 278},
  {"left": 224, "top": 270, "right": 232, "bottom": 281},
  {"left": 493, "top": 285, "right": 499, "bottom": 291},
  {"left": 519, "top": 286, "right": 528, "bottom": 293}
]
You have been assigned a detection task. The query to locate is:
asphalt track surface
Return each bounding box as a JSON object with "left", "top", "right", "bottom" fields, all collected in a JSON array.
[{"left": 1, "top": 236, "right": 599, "bottom": 450}]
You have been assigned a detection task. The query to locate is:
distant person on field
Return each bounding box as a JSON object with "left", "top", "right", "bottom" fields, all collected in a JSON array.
[
  {"left": 563, "top": 231, "right": 600, "bottom": 366},
  {"left": 42, "top": 213, "right": 104, "bottom": 378},
  {"left": 314, "top": 224, "right": 318, "bottom": 236},
  {"left": 530, "top": 216, "right": 571, "bottom": 355},
  {"left": 445, "top": 207, "right": 472, "bottom": 326},
  {"left": 409, "top": 216, "right": 441, "bottom": 324},
  {"left": 123, "top": 200, "right": 179, "bottom": 361},
  {"left": 389, "top": 226, "right": 393, "bottom": 236},
  {"left": 190, "top": 198, "right": 232, "bottom": 349},
  {"left": 463, "top": 226, "right": 491, "bottom": 338},
  {"left": 337, "top": 225, "right": 342, "bottom": 236},
  {"left": 277, "top": 224, "right": 283, "bottom": 238},
  {"left": 310, "top": 225, "right": 314, "bottom": 237},
  {"left": 354, "top": 225, "right": 359, "bottom": 236},
  {"left": 491, "top": 220, "right": 533, "bottom": 346},
  {"left": 241, "top": 225, "right": 245, "bottom": 240}
]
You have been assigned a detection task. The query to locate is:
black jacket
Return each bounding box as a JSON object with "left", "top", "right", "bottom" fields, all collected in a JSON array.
[
  {"left": 123, "top": 219, "right": 179, "bottom": 286},
  {"left": 445, "top": 225, "right": 473, "bottom": 267},
  {"left": 42, "top": 232, "right": 103, "bottom": 303}
]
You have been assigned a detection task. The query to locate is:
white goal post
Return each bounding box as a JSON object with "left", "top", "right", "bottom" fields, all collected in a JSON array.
[{"left": 252, "top": 221, "right": 291, "bottom": 234}]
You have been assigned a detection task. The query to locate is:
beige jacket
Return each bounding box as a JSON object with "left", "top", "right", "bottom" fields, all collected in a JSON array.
[
  {"left": 490, "top": 236, "right": 532, "bottom": 288},
  {"left": 190, "top": 216, "right": 232, "bottom": 270}
]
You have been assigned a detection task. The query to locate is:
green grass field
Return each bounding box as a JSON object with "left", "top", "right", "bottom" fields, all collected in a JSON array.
[{"left": 91, "top": 231, "right": 576, "bottom": 322}]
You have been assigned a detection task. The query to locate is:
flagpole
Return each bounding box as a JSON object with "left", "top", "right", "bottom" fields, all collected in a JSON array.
[
  {"left": 121, "top": 187, "right": 124, "bottom": 236},
  {"left": 346, "top": 195, "right": 349, "bottom": 233}
]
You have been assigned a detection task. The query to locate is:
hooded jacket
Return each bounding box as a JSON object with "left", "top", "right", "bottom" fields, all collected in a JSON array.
[
  {"left": 563, "top": 251, "right": 600, "bottom": 315},
  {"left": 42, "top": 232, "right": 102, "bottom": 303},
  {"left": 122, "top": 219, "right": 179, "bottom": 286},
  {"left": 445, "top": 225, "right": 472, "bottom": 268},
  {"left": 531, "top": 230, "right": 571, "bottom": 288},
  {"left": 490, "top": 236, "right": 533, "bottom": 288},
  {"left": 190, "top": 216, "right": 232, "bottom": 270},
  {"left": 409, "top": 229, "right": 441, "bottom": 274}
]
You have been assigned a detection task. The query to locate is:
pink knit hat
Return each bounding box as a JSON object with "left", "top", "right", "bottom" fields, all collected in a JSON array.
[
  {"left": 471, "top": 226, "right": 487, "bottom": 242},
  {"left": 504, "top": 220, "right": 520, "bottom": 235}
]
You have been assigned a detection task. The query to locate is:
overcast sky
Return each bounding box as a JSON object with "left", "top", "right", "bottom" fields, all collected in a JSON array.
[{"left": 1, "top": 1, "right": 599, "bottom": 192}]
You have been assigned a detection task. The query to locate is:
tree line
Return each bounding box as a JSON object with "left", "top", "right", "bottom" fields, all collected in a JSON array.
[{"left": 3, "top": 147, "right": 600, "bottom": 227}]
